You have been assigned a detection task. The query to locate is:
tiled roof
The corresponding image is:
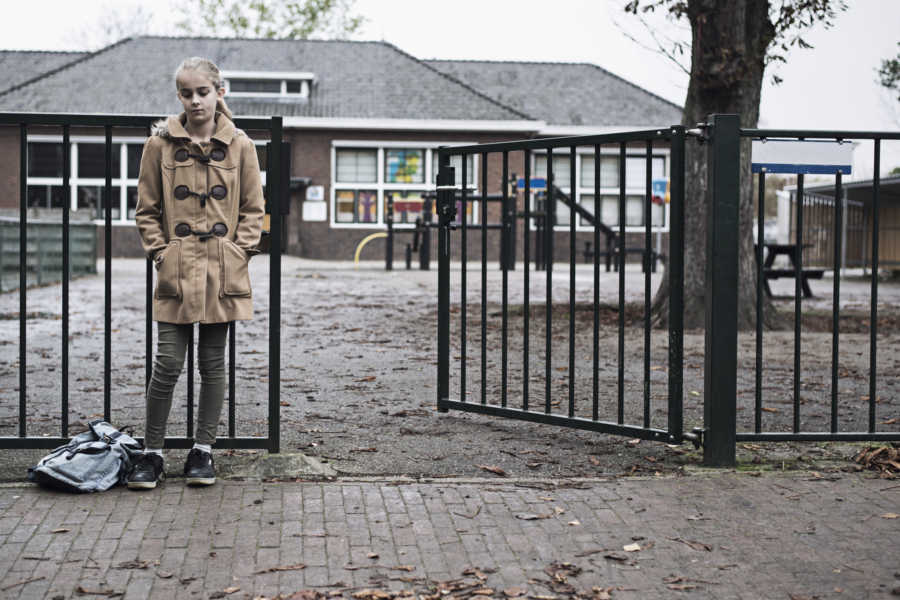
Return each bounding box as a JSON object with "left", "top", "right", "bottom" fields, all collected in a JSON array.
[
  {"left": 0, "top": 37, "right": 529, "bottom": 122},
  {"left": 426, "top": 59, "right": 682, "bottom": 127},
  {"left": 0, "top": 50, "right": 88, "bottom": 94}
]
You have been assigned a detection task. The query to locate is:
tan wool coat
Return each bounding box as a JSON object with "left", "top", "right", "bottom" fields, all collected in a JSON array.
[{"left": 135, "top": 112, "right": 265, "bottom": 324}]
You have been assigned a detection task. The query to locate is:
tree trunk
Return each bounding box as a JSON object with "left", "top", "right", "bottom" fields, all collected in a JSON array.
[{"left": 653, "top": 0, "right": 782, "bottom": 330}]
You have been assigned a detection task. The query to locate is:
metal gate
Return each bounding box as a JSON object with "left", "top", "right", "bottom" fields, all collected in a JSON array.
[
  {"left": 435, "top": 126, "right": 691, "bottom": 445},
  {"left": 0, "top": 112, "right": 285, "bottom": 452}
]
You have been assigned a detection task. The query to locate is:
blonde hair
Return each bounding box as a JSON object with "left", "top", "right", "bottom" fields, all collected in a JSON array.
[{"left": 174, "top": 57, "right": 233, "bottom": 121}]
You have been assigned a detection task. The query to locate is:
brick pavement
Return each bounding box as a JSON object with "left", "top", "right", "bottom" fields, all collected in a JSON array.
[{"left": 0, "top": 472, "right": 897, "bottom": 600}]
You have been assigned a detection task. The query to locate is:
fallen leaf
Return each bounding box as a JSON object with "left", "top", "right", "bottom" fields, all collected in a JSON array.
[
  {"left": 156, "top": 571, "right": 173, "bottom": 579},
  {"left": 350, "top": 447, "right": 377, "bottom": 453},
  {"left": 50, "top": 528, "right": 70, "bottom": 534},
  {"left": 352, "top": 590, "right": 392, "bottom": 600},
  {"left": 355, "top": 376, "right": 377, "bottom": 382},
  {"left": 881, "top": 418, "right": 899, "bottom": 425},
  {"left": 367, "top": 553, "right": 379, "bottom": 559},
  {"left": 515, "top": 513, "right": 551, "bottom": 521},
  {"left": 603, "top": 553, "right": 628, "bottom": 562},
  {"left": 623, "top": 543, "right": 641, "bottom": 552},
  {"left": 504, "top": 587, "right": 526, "bottom": 597},
  {"left": 471, "top": 589, "right": 494, "bottom": 596},
  {"left": 669, "top": 537, "right": 713, "bottom": 552},
  {"left": 589, "top": 456, "right": 601, "bottom": 466},
  {"left": 567, "top": 520, "right": 581, "bottom": 526},
  {"left": 477, "top": 465, "right": 507, "bottom": 476},
  {"left": 115, "top": 560, "right": 153, "bottom": 570},
  {"left": 285, "top": 592, "right": 324, "bottom": 600},
  {"left": 75, "top": 586, "right": 123, "bottom": 596},
  {"left": 626, "top": 439, "right": 641, "bottom": 446},
  {"left": 391, "top": 565, "right": 415, "bottom": 572},
  {"left": 254, "top": 563, "right": 306, "bottom": 574},
  {"left": 881, "top": 513, "right": 899, "bottom": 519},
  {"left": 761, "top": 407, "right": 780, "bottom": 413}
]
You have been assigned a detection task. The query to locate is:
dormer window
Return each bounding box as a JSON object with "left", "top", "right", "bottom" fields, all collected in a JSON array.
[{"left": 222, "top": 71, "right": 315, "bottom": 98}]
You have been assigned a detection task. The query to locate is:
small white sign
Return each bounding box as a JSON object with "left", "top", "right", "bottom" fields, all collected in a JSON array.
[
  {"left": 306, "top": 185, "right": 324, "bottom": 201},
  {"left": 751, "top": 139, "right": 853, "bottom": 175},
  {"left": 302, "top": 201, "right": 327, "bottom": 222}
]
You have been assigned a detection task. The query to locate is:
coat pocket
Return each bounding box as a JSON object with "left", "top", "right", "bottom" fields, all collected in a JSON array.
[
  {"left": 155, "top": 240, "right": 182, "bottom": 299},
  {"left": 220, "top": 239, "right": 251, "bottom": 297}
]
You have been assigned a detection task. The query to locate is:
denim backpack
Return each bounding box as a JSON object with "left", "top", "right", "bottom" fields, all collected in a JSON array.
[{"left": 27, "top": 420, "right": 142, "bottom": 493}]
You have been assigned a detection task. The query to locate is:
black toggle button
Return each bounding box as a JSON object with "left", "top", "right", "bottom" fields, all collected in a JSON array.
[
  {"left": 174, "top": 185, "right": 190, "bottom": 200},
  {"left": 174, "top": 223, "right": 191, "bottom": 237},
  {"left": 209, "top": 148, "right": 226, "bottom": 161},
  {"left": 210, "top": 185, "right": 227, "bottom": 200},
  {"left": 174, "top": 148, "right": 190, "bottom": 162}
]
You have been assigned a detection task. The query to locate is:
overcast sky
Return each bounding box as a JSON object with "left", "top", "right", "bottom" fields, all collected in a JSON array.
[{"left": 1, "top": 0, "right": 898, "bottom": 175}]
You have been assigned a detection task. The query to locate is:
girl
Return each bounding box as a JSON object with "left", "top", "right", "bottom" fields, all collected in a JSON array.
[{"left": 129, "top": 57, "right": 265, "bottom": 489}]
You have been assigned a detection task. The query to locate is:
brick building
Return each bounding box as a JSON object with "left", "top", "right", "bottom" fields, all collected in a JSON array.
[{"left": 0, "top": 37, "right": 681, "bottom": 261}]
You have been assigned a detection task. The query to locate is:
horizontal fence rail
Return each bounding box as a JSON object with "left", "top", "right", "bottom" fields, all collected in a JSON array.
[
  {"left": 436, "top": 126, "right": 688, "bottom": 444},
  {"left": 739, "top": 126, "right": 900, "bottom": 444},
  {"left": 0, "top": 112, "right": 282, "bottom": 451}
]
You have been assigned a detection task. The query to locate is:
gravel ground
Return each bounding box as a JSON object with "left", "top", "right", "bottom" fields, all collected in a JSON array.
[{"left": 0, "top": 256, "right": 898, "bottom": 479}]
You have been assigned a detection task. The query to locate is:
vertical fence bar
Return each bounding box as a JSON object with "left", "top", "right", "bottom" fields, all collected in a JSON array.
[
  {"left": 568, "top": 146, "right": 576, "bottom": 418},
  {"left": 104, "top": 126, "right": 112, "bottom": 422},
  {"left": 831, "top": 171, "right": 843, "bottom": 433},
  {"left": 228, "top": 321, "right": 236, "bottom": 438},
  {"left": 703, "top": 114, "right": 739, "bottom": 467},
  {"left": 545, "top": 148, "right": 553, "bottom": 414},
  {"left": 869, "top": 140, "right": 880, "bottom": 432},
  {"left": 643, "top": 141, "right": 652, "bottom": 428},
  {"left": 386, "top": 196, "right": 394, "bottom": 270},
  {"left": 755, "top": 170, "right": 765, "bottom": 433},
  {"left": 501, "top": 151, "right": 509, "bottom": 408},
  {"left": 269, "top": 116, "right": 283, "bottom": 452},
  {"left": 61, "top": 125, "right": 70, "bottom": 437},
  {"left": 794, "top": 174, "right": 804, "bottom": 433},
  {"left": 481, "top": 152, "right": 487, "bottom": 406},
  {"left": 19, "top": 123, "right": 27, "bottom": 437},
  {"left": 523, "top": 150, "right": 531, "bottom": 412},
  {"left": 461, "top": 156, "right": 468, "bottom": 405},
  {"left": 617, "top": 143, "right": 626, "bottom": 424},
  {"left": 436, "top": 151, "right": 453, "bottom": 413},
  {"left": 668, "top": 126, "right": 685, "bottom": 441},
  {"left": 592, "top": 144, "right": 600, "bottom": 421}
]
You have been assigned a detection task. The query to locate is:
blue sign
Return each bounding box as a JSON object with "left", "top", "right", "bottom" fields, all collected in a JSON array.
[{"left": 516, "top": 177, "right": 547, "bottom": 190}]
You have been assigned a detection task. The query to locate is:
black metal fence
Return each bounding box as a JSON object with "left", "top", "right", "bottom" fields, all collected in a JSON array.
[
  {"left": 0, "top": 112, "right": 284, "bottom": 451},
  {"left": 739, "top": 124, "right": 900, "bottom": 448},
  {"left": 436, "top": 127, "right": 690, "bottom": 444}
]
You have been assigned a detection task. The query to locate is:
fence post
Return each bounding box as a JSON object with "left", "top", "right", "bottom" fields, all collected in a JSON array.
[
  {"left": 436, "top": 151, "right": 455, "bottom": 413},
  {"left": 386, "top": 196, "right": 394, "bottom": 271},
  {"left": 703, "top": 113, "right": 739, "bottom": 467},
  {"left": 268, "top": 116, "right": 283, "bottom": 454}
]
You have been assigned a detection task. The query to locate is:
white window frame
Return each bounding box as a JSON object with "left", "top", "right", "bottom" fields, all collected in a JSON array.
[
  {"left": 330, "top": 140, "right": 479, "bottom": 229},
  {"left": 222, "top": 70, "right": 316, "bottom": 99},
  {"left": 531, "top": 147, "right": 671, "bottom": 233},
  {"left": 26, "top": 135, "right": 268, "bottom": 225}
]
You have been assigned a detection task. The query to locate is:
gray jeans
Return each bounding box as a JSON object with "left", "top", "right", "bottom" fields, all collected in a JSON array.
[{"left": 144, "top": 322, "right": 228, "bottom": 448}]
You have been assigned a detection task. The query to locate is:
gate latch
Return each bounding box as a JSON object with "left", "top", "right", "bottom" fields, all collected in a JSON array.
[
  {"left": 436, "top": 185, "right": 458, "bottom": 226},
  {"left": 682, "top": 427, "right": 704, "bottom": 449}
]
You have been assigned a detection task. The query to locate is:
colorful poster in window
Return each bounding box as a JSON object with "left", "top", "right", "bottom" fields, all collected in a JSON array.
[
  {"left": 386, "top": 190, "right": 426, "bottom": 224},
  {"left": 385, "top": 149, "right": 424, "bottom": 183}
]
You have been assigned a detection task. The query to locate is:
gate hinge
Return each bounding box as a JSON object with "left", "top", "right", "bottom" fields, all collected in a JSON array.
[{"left": 682, "top": 427, "right": 704, "bottom": 449}]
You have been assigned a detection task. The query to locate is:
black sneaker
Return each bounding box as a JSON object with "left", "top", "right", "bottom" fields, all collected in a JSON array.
[
  {"left": 127, "top": 453, "right": 165, "bottom": 490},
  {"left": 184, "top": 448, "right": 215, "bottom": 486}
]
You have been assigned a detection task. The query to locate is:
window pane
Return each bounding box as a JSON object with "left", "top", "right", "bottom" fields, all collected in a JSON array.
[
  {"left": 385, "top": 149, "right": 425, "bottom": 183},
  {"left": 127, "top": 186, "right": 138, "bottom": 220},
  {"left": 127, "top": 144, "right": 143, "bottom": 179},
  {"left": 600, "top": 157, "right": 619, "bottom": 189},
  {"left": 229, "top": 79, "right": 280, "bottom": 93},
  {"left": 78, "top": 143, "right": 121, "bottom": 178},
  {"left": 432, "top": 154, "right": 475, "bottom": 186},
  {"left": 625, "top": 156, "right": 665, "bottom": 189},
  {"left": 336, "top": 149, "right": 376, "bottom": 183},
  {"left": 386, "top": 190, "right": 427, "bottom": 224},
  {"left": 335, "top": 190, "right": 356, "bottom": 223},
  {"left": 625, "top": 195, "right": 643, "bottom": 226},
  {"left": 335, "top": 189, "right": 377, "bottom": 223},
  {"left": 28, "top": 143, "right": 64, "bottom": 177},
  {"left": 534, "top": 155, "right": 572, "bottom": 186},
  {"left": 286, "top": 80, "right": 302, "bottom": 93},
  {"left": 580, "top": 194, "right": 595, "bottom": 227},
  {"left": 26, "top": 185, "right": 66, "bottom": 209},
  {"left": 601, "top": 195, "right": 618, "bottom": 226},
  {"left": 78, "top": 185, "right": 121, "bottom": 219},
  {"left": 555, "top": 198, "right": 570, "bottom": 226},
  {"left": 581, "top": 155, "right": 594, "bottom": 189}
]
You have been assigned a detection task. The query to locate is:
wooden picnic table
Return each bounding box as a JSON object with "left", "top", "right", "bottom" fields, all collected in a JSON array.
[{"left": 755, "top": 243, "right": 825, "bottom": 299}]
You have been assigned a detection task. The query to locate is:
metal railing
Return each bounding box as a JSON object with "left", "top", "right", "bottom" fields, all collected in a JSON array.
[
  {"left": 0, "top": 112, "right": 283, "bottom": 451},
  {"left": 436, "top": 127, "right": 688, "bottom": 444}
]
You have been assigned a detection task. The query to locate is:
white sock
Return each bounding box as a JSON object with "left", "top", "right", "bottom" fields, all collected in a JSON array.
[
  {"left": 145, "top": 448, "right": 163, "bottom": 458},
  {"left": 192, "top": 443, "right": 212, "bottom": 454}
]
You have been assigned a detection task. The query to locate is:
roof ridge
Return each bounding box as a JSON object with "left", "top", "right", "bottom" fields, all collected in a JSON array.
[
  {"left": 132, "top": 34, "right": 383, "bottom": 45},
  {"left": 0, "top": 49, "right": 87, "bottom": 55},
  {"left": 0, "top": 37, "right": 133, "bottom": 99},
  {"left": 383, "top": 44, "right": 536, "bottom": 121}
]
